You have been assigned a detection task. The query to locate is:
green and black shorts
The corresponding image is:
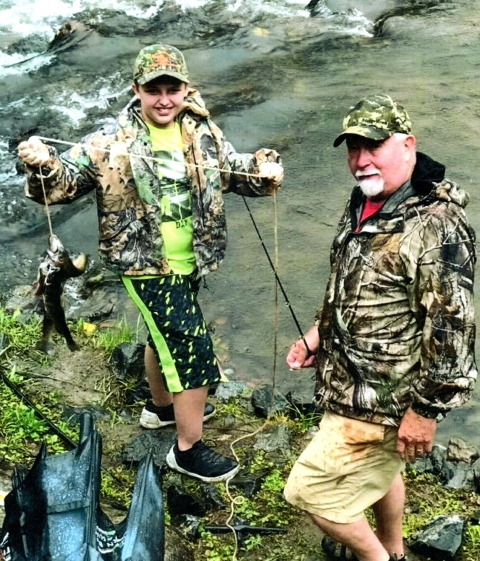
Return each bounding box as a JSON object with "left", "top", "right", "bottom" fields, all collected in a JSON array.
[{"left": 122, "top": 273, "right": 220, "bottom": 393}]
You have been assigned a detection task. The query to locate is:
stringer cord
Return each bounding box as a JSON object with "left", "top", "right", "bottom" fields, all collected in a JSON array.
[
  {"left": 38, "top": 165, "right": 54, "bottom": 238},
  {"left": 223, "top": 192, "right": 280, "bottom": 561},
  {"left": 33, "top": 136, "right": 294, "bottom": 560},
  {"left": 36, "top": 136, "right": 265, "bottom": 179}
]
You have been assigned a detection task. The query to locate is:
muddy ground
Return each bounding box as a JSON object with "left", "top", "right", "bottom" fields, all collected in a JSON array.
[{"left": 0, "top": 333, "right": 433, "bottom": 561}]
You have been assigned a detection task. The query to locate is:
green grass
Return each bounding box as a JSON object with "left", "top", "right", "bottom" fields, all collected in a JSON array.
[
  {"left": 73, "top": 317, "right": 135, "bottom": 356},
  {"left": 1, "top": 307, "right": 480, "bottom": 560}
]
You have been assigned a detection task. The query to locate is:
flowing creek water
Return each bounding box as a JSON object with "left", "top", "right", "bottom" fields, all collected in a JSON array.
[{"left": 0, "top": 0, "right": 479, "bottom": 448}]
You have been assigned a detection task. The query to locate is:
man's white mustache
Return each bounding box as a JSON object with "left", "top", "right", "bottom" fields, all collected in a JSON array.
[{"left": 356, "top": 170, "right": 381, "bottom": 180}]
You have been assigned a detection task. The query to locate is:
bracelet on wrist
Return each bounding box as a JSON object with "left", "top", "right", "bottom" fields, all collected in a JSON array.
[{"left": 298, "top": 336, "right": 314, "bottom": 358}]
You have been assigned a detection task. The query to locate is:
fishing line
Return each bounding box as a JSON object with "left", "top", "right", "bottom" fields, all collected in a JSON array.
[
  {"left": 0, "top": 368, "right": 130, "bottom": 495},
  {"left": 35, "top": 136, "right": 268, "bottom": 179},
  {"left": 242, "top": 196, "right": 312, "bottom": 355},
  {"left": 38, "top": 164, "right": 54, "bottom": 238},
  {"left": 32, "top": 135, "right": 309, "bottom": 342},
  {"left": 28, "top": 135, "right": 305, "bottom": 556},
  {"left": 222, "top": 192, "right": 282, "bottom": 561}
]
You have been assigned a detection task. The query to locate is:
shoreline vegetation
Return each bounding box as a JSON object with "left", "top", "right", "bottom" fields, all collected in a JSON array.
[{"left": 1, "top": 307, "right": 480, "bottom": 560}]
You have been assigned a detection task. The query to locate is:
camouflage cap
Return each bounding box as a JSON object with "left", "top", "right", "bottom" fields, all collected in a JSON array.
[
  {"left": 133, "top": 44, "right": 189, "bottom": 85},
  {"left": 333, "top": 94, "right": 412, "bottom": 147}
]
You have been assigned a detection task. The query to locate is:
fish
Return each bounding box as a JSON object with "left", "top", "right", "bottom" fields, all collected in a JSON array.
[{"left": 34, "top": 234, "right": 88, "bottom": 353}]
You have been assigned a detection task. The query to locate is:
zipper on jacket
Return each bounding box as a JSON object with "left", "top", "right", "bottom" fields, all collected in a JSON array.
[{"left": 190, "top": 146, "right": 205, "bottom": 226}]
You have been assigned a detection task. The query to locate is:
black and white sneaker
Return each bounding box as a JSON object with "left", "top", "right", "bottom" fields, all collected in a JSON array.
[
  {"left": 140, "top": 400, "right": 216, "bottom": 429},
  {"left": 166, "top": 440, "right": 239, "bottom": 482}
]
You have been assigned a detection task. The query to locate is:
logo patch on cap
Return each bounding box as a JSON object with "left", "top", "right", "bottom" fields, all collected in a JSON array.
[
  {"left": 133, "top": 44, "right": 189, "bottom": 85},
  {"left": 334, "top": 94, "right": 412, "bottom": 147}
]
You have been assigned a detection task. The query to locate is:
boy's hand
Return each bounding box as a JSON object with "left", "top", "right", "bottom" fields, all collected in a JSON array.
[
  {"left": 258, "top": 161, "right": 284, "bottom": 188},
  {"left": 18, "top": 136, "right": 50, "bottom": 167}
]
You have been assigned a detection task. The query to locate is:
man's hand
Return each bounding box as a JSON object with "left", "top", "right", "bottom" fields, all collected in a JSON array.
[
  {"left": 397, "top": 407, "right": 437, "bottom": 462},
  {"left": 17, "top": 136, "right": 50, "bottom": 167},
  {"left": 258, "top": 161, "right": 284, "bottom": 189},
  {"left": 286, "top": 325, "right": 319, "bottom": 370}
]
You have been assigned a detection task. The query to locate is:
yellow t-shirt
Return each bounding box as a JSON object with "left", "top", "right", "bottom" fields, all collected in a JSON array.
[{"left": 147, "top": 122, "right": 196, "bottom": 275}]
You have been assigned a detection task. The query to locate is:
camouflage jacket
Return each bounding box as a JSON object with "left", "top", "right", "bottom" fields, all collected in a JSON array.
[
  {"left": 314, "top": 152, "right": 477, "bottom": 426},
  {"left": 24, "top": 89, "right": 281, "bottom": 276}
]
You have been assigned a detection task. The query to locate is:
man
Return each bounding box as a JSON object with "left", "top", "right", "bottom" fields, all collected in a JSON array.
[
  {"left": 17, "top": 44, "right": 284, "bottom": 483},
  {"left": 284, "top": 94, "right": 477, "bottom": 561}
]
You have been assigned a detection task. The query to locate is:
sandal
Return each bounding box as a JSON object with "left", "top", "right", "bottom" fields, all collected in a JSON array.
[
  {"left": 321, "top": 536, "right": 358, "bottom": 561},
  {"left": 321, "top": 536, "right": 407, "bottom": 561}
]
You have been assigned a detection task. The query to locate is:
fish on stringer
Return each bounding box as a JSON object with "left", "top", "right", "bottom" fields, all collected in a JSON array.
[{"left": 34, "top": 234, "right": 88, "bottom": 353}]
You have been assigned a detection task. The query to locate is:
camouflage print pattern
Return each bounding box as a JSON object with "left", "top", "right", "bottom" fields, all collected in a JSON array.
[
  {"left": 314, "top": 154, "right": 477, "bottom": 426},
  {"left": 333, "top": 94, "right": 412, "bottom": 147},
  {"left": 133, "top": 44, "right": 189, "bottom": 85},
  {"left": 24, "top": 89, "right": 281, "bottom": 277}
]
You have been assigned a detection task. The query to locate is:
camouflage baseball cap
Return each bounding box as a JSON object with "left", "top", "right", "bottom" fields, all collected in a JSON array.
[
  {"left": 333, "top": 94, "right": 412, "bottom": 147},
  {"left": 133, "top": 44, "right": 189, "bottom": 85}
]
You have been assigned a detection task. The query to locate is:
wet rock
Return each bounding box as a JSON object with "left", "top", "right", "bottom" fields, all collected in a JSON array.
[
  {"left": 430, "top": 444, "right": 448, "bottom": 475},
  {"left": 409, "top": 515, "right": 465, "bottom": 560},
  {"left": 470, "top": 508, "right": 480, "bottom": 526},
  {"left": 441, "top": 460, "right": 475, "bottom": 490},
  {"left": 109, "top": 342, "right": 150, "bottom": 403},
  {"left": 4, "top": 35, "right": 48, "bottom": 56},
  {"left": 86, "top": 10, "right": 153, "bottom": 37},
  {"left": 214, "top": 380, "right": 249, "bottom": 402},
  {"left": 199, "top": 482, "right": 227, "bottom": 510},
  {"left": 411, "top": 445, "right": 442, "bottom": 476},
  {"left": 251, "top": 384, "right": 289, "bottom": 418},
  {"left": 446, "top": 437, "right": 479, "bottom": 463},
  {"left": 375, "top": 16, "right": 411, "bottom": 38},
  {"left": 152, "top": 1, "right": 183, "bottom": 25},
  {"left": 229, "top": 470, "right": 268, "bottom": 497},
  {"left": 285, "top": 390, "right": 321, "bottom": 420},
  {"left": 110, "top": 342, "right": 145, "bottom": 381},
  {"left": 47, "top": 21, "right": 93, "bottom": 53},
  {"left": 413, "top": 443, "right": 476, "bottom": 491},
  {"left": 412, "top": 453, "right": 435, "bottom": 475},
  {"left": 3, "top": 285, "right": 38, "bottom": 320},
  {"left": 373, "top": 3, "right": 450, "bottom": 38},
  {"left": 69, "top": 287, "right": 115, "bottom": 322},
  {"left": 167, "top": 480, "right": 208, "bottom": 518},
  {"left": 253, "top": 424, "right": 292, "bottom": 454},
  {"left": 165, "top": 475, "right": 227, "bottom": 519},
  {"left": 165, "top": 526, "right": 195, "bottom": 561},
  {"left": 174, "top": 514, "right": 202, "bottom": 541},
  {"left": 472, "top": 458, "right": 480, "bottom": 494},
  {"left": 122, "top": 429, "right": 175, "bottom": 469},
  {"left": 216, "top": 414, "right": 236, "bottom": 429}
]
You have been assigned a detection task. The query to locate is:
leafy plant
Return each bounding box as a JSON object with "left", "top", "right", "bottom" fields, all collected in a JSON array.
[
  {"left": 465, "top": 522, "right": 480, "bottom": 552},
  {"left": 74, "top": 318, "right": 134, "bottom": 356},
  {"left": 0, "top": 308, "right": 49, "bottom": 365},
  {"left": 3, "top": 305, "right": 480, "bottom": 561}
]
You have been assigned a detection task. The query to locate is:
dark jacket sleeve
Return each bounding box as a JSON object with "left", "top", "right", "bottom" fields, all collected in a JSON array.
[{"left": 406, "top": 197, "right": 477, "bottom": 418}]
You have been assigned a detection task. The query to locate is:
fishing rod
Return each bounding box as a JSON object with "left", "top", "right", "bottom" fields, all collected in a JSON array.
[
  {"left": 30, "top": 135, "right": 311, "bottom": 353},
  {"left": 242, "top": 196, "right": 312, "bottom": 356},
  {"left": 0, "top": 368, "right": 77, "bottom": 449},
  {"left": 0, "top": 368, "right": 127, "bottom": 492}
]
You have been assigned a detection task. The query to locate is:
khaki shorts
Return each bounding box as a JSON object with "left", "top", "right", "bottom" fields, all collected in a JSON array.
[{"left": 284, "top": 411, "right": 404, "bottom": 523}]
